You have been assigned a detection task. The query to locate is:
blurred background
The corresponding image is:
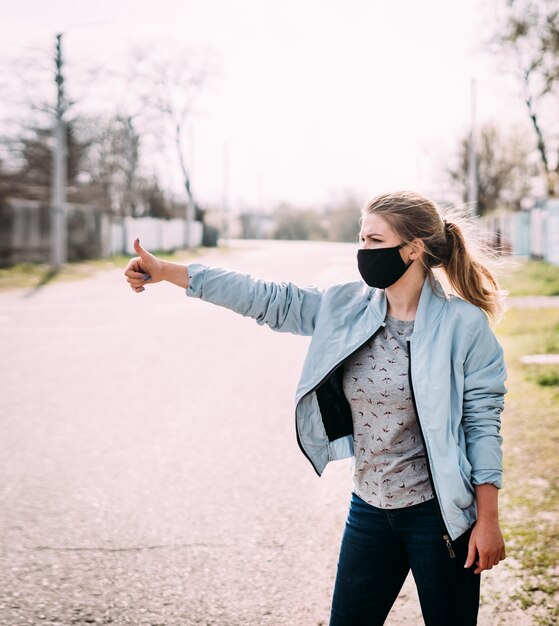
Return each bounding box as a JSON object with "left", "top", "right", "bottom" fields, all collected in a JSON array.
[
  {"left": 0, "top": 0, "right": 558, "bottom": 265},
  {"left": 1, "top": 1, "right": 558, "bottom": 625}
]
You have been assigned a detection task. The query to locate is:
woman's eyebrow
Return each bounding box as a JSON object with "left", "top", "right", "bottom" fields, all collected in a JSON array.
[{"left": 360, "top": 232, "right": 384, "bottom": 238}]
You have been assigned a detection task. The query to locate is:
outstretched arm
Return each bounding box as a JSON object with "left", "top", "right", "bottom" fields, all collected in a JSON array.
[{"left": 124, "top": 239, "right": 325, "bottom": 336}]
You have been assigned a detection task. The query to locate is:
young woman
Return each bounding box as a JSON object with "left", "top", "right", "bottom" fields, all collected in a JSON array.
[{"left": 124, "top": 190, "right": 508, "bottom": 625}]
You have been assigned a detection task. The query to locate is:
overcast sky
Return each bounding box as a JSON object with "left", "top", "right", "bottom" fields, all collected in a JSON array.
[{"left": 1, "top": 0, "right": 530, "bottom": 212}]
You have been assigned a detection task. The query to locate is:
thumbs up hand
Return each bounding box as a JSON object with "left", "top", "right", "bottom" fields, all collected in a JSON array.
[{"left": 124, "top": 238, "right": 165, "bottom": 293}]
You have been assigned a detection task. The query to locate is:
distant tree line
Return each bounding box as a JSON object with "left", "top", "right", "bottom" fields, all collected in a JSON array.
[{"left": 238, "top": 193, "right": 364, "bottom": 243}]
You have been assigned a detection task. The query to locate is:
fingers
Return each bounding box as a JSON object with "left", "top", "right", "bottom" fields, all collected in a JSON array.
[
  {"left": 472, "top": 551, "right": 505, "bottom": 574},
  {"left": 465, "top": 524, "right": 506, "bottom": 574},
  {"left": 124, "top": 256, "right": 146, "bottom": 276},
  {"left": 124, "top": 258, "right": 150, "bottom": 284},
  {"left": 130, "top": 283, "right": 145, "bottom": 293},
  {"left": 474, "top": 555, "right": 489, "bottom": 574},
  {"left": 125, "top": 268, "right": 147, "bottom": 279},
  {"left": 127, "top": 280, "right": 146, "bottom": 289},
  {"left": 127, "top": 276, "right": 148, "bottom": 288},
  {"left": 464, "top": 539, "right": 477, "bottom": 570},
  {"left": 125, "top": 269, "right": 149, "bottom": 293}
]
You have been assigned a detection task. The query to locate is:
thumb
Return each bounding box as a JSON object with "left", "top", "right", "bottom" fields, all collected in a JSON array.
[{"left": 133, "top": 237, "right": 149, "bottom": 259}]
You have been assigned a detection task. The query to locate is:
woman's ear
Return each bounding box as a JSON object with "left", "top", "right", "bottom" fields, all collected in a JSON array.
[{"left": 408, "top": 239, "right": 425, "bottom": 260}]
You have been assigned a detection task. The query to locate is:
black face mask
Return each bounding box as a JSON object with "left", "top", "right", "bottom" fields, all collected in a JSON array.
[{"left": 357, "top": 244, "right": 413, "bottom": 289}]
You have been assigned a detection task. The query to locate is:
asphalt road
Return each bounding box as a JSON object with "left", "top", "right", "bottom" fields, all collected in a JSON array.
[{"left": 0, "top": 239, "right": 437, "bottom": 625}]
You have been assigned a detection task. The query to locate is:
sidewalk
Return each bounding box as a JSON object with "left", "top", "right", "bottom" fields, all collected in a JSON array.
[{"left": 507, "top": 295, "right": 559, "bottom": 308}]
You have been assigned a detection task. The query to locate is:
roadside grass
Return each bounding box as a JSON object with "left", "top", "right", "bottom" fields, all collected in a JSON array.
[
  {"left": 0, "top": 246, "right": 232, "bottom": 292},
  {"left": 496, "top": 306, "right": 559, "bottom": 624},
  {"left": 498, "top": 258, "right": 559, "bottom": 297}
]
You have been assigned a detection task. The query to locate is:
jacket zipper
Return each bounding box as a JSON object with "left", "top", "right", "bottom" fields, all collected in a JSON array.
[
  {"left": 295, "top": 325, "right": 385, "bottom": 476},
  {"left": 407, "top": 338, "right": 456, "bottom": 559}
]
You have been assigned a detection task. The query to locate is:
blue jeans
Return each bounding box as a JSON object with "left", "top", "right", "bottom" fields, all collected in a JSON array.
[{"left": 329, "top": 493, "right": 480, "bottom": 626}]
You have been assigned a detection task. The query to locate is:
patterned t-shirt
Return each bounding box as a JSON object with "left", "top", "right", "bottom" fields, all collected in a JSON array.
[{"left": 342, "top": 313, "right": 435, "bottom": 508}]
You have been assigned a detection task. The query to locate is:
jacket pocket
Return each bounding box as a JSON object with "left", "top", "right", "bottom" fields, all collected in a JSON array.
[{"left": 456, "top": 446, "right": 475, "bottom": 496}]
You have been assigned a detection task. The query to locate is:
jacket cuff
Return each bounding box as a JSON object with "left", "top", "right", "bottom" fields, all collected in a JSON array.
[
  {"left": 471, "top": 469, "right": 502, "bottom": 489},
  {"left": 185, "top": 263, "right": 208, "bottom": 298}
]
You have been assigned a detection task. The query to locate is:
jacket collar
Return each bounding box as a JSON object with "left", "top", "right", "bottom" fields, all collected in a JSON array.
[{"left": 368, "top": 271, "right": 450, "bottom": 336}]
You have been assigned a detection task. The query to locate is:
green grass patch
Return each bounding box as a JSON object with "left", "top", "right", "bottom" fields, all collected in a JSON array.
[
  {"left": 498, "top": 308, "right": 559, "bottom": 357},
  {"left": 534, "top": 369, "right": 559, "bottom": 387},
  {"left": 525, "top": 366, "right": 559, "bottom": 388},
  {"left": 498, "top": 258, "right": 559, "bottom": 297},
  {"left": 496, "top": 307, "right": 559, "bottom": 621}
]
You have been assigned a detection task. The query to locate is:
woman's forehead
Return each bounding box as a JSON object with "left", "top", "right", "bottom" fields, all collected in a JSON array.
[{"left": 360, "top": 212, "right": 393, "bottom": 236}]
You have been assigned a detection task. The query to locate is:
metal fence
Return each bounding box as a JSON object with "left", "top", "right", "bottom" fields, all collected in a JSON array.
[
  {"left": 480, "top": 199, "right": 559, "bottom": 266},
  {"left": 110, "top": 217, "right": 203, "bottom": 256},
  {"left": 0, "top": 199, "right": 204, "bottom": 267}
]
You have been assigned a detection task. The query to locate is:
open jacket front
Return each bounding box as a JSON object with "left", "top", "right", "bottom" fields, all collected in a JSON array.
[{"left": 185, "top": 263, "right": 508, "bottom": 542}]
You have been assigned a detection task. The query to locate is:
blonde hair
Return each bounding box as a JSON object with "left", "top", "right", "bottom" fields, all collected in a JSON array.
[{"left": 360, "top": 190, "right": 512, "bottom": 323}]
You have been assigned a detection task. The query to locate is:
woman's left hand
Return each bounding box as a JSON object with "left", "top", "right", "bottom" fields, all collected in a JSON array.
[{"left": 464, "top": 518, "right": 506, "bottom": 574}]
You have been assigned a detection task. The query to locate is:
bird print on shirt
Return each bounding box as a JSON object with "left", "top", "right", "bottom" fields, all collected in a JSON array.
[{"left": 343, "top": 317, "right": 434, "bottom": 509}]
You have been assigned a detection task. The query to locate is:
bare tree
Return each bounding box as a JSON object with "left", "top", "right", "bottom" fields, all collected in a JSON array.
[
  {"left": 75, "top": 114, "right": 141, "bottom": 215},
  {"left": 0, "top": 41, "right": 101, "bottom": 204},
  {"left": 490, "top": 0, "right": 559, "bottom": 197},
  {"left": 129, "top": 46, "right": 214, "bottom": 222},
  {"left": 0, "top": 118, "right": 92, "bottom": 203}
]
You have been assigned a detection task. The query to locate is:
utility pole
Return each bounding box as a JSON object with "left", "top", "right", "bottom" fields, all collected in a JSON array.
[
  {"left": 184, "top": 182, "right": 195, "bottom": 249},
  {"left": 222, "top": 141, "right": 229, "bottom": 246},
  {"left": 51, "top": 32, "right": 68, "bottom": 268},
  {"left": 467, "top": 78, "right": 478, "bottom": 218}
]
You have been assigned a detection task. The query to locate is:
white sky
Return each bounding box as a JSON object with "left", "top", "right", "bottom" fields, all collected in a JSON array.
[{"left": 0, "top": 0, "right": 531, "bottom": 212}]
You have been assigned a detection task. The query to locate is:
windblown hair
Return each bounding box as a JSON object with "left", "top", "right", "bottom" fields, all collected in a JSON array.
[{"left": 360, "top": 190, "right": 510, "bottom": 323}]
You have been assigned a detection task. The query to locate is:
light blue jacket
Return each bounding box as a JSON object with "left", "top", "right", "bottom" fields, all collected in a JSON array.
[{"left": 185, "top": 263, "right": 508, "bottom": 542}]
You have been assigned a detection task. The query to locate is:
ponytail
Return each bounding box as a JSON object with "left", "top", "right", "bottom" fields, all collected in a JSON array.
[{"left": 440, "top": 218, "right": 508, "bottom": 323}]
